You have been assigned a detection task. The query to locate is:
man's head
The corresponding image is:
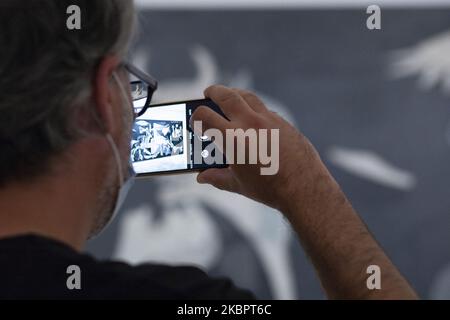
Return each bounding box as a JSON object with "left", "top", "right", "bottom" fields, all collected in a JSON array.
[{"left": 0, "top": 0, "right": 136, "bottom": 239}]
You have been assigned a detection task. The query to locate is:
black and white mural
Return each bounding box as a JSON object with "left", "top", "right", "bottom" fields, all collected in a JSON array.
[
  {"left": 132, "top": 120, "right": 184, "bottom": 162},
  {"left": 87, "top": 4, "right": 450, "bottom": 299}
]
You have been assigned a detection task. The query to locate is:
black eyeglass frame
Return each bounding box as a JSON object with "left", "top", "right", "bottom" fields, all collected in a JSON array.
[{"left": 124, "top": 62, "right": 158, "bottom": 118}]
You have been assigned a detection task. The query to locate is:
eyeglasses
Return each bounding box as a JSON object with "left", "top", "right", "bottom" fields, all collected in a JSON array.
[{"left": 123, "top": 62, "right": 158, "bottom": 119}]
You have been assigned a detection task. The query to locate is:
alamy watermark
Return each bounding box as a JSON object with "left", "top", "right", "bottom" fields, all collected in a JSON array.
[
  {"left": 192, "top": 121, "right": 280, "bottom": 176},
  {"left": 66, "top": 265, "right": 81, "bottom": 290},
  {"left": 66, "top": 5, "right": 81, "bottom": 30},
  {"left": 366, "top": 5, "right": 381, "bottom": 30},
  {"left": 366, "top": 265, "right": 381, "bottom": 290}
]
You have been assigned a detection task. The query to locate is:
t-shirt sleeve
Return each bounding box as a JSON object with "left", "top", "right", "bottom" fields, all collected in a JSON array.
[{"left": 133, "top": 264, "right": 256, "bottom": 300}]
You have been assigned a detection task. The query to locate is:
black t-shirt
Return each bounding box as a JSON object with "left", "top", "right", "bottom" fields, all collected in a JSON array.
[{"left": 0, "top": 235, "right": 254, "bottom": 299}]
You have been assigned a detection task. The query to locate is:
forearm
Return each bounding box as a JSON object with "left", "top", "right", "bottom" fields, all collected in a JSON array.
[
  {"left": 282, "top": 161, "right": 418, "bottom": 299},
  {"left": 191, "top": 85, "right": 418, "bottom": 299}
]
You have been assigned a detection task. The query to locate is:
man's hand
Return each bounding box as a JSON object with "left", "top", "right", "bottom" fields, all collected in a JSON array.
[
  {"left": 191, "top": 85, "right": 418, "bottom": 300},
  {"left": 191, "top": 85, "right": 327, "bottom": 215}
]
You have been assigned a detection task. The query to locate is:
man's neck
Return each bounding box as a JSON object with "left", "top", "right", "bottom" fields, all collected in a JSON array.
[
  {"left": 0, "top": 180, "right": 88, "bottom": 251},
  {"left": 0, "top": 144, "right": 106, "bottom": 251}
]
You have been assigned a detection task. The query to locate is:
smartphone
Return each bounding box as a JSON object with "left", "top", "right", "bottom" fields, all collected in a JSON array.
[{"left": 131, "top": 98, "right": 228, "bottom": 177}]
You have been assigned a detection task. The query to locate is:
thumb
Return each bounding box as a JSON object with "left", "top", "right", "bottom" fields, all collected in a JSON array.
[{"left": 197, "top": 167, "right": 238, "bottom": 192}]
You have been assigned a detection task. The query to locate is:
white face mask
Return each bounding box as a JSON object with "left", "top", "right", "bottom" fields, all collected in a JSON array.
[
  {"left": 104, "top": 133, "right": 135, "bottom": 229},
  {"left": 97, "top": 72, "right": 136, "bottom": 235}
]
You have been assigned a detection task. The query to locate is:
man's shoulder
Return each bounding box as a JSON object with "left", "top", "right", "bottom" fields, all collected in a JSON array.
[
  {"left": 0, "top": 234, "right": 254, "bottom": 300},
  {"left": 89, "top": 260, "right": 254, "bottom": 299}
]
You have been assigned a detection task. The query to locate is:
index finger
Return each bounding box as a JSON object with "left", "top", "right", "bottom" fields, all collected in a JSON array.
[
  {"left": 204, "top": 85, "right": 254, "bottom": 121},
  {"left": 190, "top": 105, "right": 229, "bottom": 134},
  {"left": 232, "top": 88, "right": 268, "bottom": 114}
]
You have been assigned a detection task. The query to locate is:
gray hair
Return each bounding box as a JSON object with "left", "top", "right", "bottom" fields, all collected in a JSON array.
[{"left": 0, "top": 0, "right": 135, "bottom": 186}]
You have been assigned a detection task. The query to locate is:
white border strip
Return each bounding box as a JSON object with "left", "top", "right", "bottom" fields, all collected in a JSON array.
[{"left": 136, "top": 0, "right": 450, "bottom": 9}]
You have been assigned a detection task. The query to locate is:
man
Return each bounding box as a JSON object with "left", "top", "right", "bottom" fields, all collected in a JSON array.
[{"left": 0, "top": 0, "right": 417, "bottom": 299}]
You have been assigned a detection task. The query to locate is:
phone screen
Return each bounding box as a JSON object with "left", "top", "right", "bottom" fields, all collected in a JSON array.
[{"left": 131, "top": 99, "right": 227, "bottom": 177}]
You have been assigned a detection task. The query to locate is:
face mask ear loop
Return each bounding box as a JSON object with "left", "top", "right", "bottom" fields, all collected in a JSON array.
[
  {"left": 112, "top": 72, "right": 133, "bottom": 114},
  {"left": 107, "top": 72, "right": 133, "bottom": 187},
  {"left": 106, "top": 133, "right": 124, "bottom": 186}
]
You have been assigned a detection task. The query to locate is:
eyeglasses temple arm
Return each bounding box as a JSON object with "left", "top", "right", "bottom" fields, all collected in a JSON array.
[{"left": 124, "top": 62, "right": 158, "bottom": 90}]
